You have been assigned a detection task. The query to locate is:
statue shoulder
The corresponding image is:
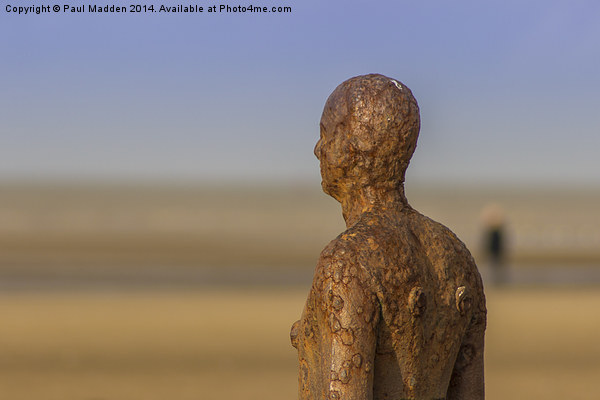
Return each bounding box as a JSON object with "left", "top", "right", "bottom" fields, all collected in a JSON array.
[
  {"left": 311, "top": 228, "right": 381, "bottom": 329},
  {"left": 412, "top": 211, "right": 477, "bottom": 265},
  {"left": 314, "top": 225, "right": 376, "bottom": 289},
  {"left": 411, "top": 210, "right": 485, "bottom": 298},
  {"left": 318, "top": 219, "right": 385, "bottom": 262}
]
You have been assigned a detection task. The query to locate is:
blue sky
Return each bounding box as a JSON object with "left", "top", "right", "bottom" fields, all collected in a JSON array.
[{"left": 2, "top": 0, "right": 599, "bottom": 186}]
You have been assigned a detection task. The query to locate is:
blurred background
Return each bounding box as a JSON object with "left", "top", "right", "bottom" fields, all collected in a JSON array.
[{"left": 1, "top": 1, "right": 600, "bottom": 399}]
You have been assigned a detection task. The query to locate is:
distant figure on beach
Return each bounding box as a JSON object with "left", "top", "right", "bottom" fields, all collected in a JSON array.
[
  {"left": 481, "top": 203, "right": 507, "bottom": 286},
  {"left": 290, "top": 74, "right": 486, "bottom": 399}
]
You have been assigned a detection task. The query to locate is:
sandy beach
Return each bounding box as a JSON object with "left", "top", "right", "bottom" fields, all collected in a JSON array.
[
  {"left": 0, "top": 286, "right": 599, "bottom": 399},
  {"left": 1, "top": 184, "right": 599, "bottom": 399}
]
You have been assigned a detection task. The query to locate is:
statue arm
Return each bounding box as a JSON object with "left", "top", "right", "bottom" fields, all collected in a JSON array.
[
  {"left": 446, "top": 307, "right": 486, "bottom": 399},
  {"left": 316, "top": 261, "right": 380, "bottom": 400}
]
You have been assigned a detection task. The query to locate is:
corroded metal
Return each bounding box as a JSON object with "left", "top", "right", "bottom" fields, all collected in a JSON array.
[{"left": 291, "top": 74, "right": 486, "bottom": 399}]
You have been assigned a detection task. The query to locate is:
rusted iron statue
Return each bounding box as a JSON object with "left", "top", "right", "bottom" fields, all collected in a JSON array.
[{"left": 291, "top": 74, "right": 486, "bottom": 399}]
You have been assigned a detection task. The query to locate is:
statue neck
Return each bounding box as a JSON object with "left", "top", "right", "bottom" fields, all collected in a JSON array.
[{"left": 340, "top": 184, "right": 409, "bottom": 228}]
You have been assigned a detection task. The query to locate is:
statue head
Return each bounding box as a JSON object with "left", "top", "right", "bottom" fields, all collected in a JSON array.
[{"left": 314, "top": 74, "right": 420, "bottom": 202}]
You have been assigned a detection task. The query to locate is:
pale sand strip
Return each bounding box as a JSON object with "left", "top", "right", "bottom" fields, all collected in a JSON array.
[{"left": 0, "top": 287, "right": 599, "bottom": 399}]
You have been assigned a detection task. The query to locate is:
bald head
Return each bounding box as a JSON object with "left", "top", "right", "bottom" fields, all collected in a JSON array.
[{"left": 315, "top": 74, "right": 420, "bottom": 199}]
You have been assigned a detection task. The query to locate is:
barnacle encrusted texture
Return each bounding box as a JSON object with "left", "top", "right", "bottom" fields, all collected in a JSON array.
[
  {"left": 292, "top": 74, "right": 486, "bottom": 400},
  {"left": 317, "top": 74, "right": 419, "bottom": 198}
]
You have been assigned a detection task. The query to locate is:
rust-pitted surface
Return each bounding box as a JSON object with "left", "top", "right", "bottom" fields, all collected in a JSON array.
[{"left": 291, "top": 74, "right": 486, "bottom": 399}]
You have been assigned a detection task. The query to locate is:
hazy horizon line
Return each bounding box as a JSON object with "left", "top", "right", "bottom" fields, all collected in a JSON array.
[{"left": 0, "top": 176, "right": 598, "bottom": 194}]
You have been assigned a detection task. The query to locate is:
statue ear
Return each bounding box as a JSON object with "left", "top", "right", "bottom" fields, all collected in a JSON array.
[
  {"left": 340, "top": 119, "right": 377, "bottom": 154},
  {"left": 339, "top": 136, "right": 358, "bottom": 162},
  {"left": 345, "top": 140, "right": 374, "bottom": 181}
]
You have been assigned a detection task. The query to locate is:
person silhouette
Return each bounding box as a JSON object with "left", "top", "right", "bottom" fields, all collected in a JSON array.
[
  {"left": 291, "top": 74, "right": 486, "bottom": 399},
  {"left": 481, "top": 203, "right": 507, "bottom": 286}
]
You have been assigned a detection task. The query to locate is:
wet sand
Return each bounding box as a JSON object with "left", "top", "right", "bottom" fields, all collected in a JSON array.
[
  {"left": 1, "top": 183, "right": 600, "bottom": 292},
  {"left": 3, "top": 262, "right": 600, "bottom": 292},
  {"left": 1, "top": 183, "right": 599, "bottom": 270}
]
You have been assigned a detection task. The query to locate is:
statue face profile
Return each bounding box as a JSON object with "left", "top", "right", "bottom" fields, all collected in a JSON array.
[{"left": 314, "top": 74, "right": 421, "bottom": 202}]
